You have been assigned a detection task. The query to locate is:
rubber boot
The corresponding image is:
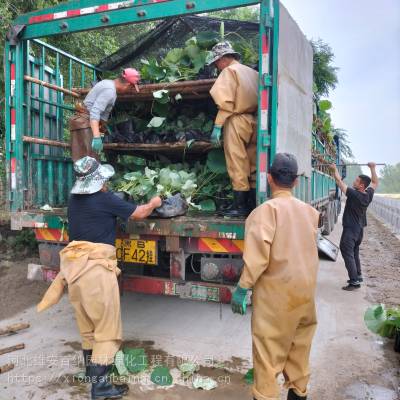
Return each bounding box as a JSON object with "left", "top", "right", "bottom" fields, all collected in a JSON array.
[
  {"left": 342, "top": 282, "right": 361, "bottom": 291},
  {"left": 216, "top": 202, "right": 229, "bottom": 216},
  {"left": 216, "top": 200, "right": 230, "bottom": 216},
  {"left": 89, "top": 363, "right": 129, "bottom": 399},
  {"left": 83, "top": 349, "right": 92, "bottom": 379},
  {"left": 222, "top": 191, "right": 250, "bottom": 218},
  {"left": 347, "top": 275, "right": 363, "bottom": 283},
  {"left": 287, "top": 388, "right": 307, "bottom": 400},
  {"left": 248, "top": 188, "right": 257, "bottom": 213}
]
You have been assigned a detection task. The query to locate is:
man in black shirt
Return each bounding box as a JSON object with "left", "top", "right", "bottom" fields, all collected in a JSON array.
[
  {"left": 67, "top": 156, "right": 161, "bottom": 399},
  {"left": 330, "top": 162, "right": 378, "bottom": 291},
  {"left": 68, "top": 188, "right": 139, "bottom": 246}
]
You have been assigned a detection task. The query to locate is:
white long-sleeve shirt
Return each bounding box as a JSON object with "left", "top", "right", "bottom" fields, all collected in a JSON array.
[{"left": 83, "top": 79, "right": 116, "bottom": 121}]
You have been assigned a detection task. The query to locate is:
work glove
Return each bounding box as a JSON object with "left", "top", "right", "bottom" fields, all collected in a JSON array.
[
  {"left": 231, "top": 285, "right": 249, "bottom": 315},
  {"left": 91, "top": 137, "right": 103, "bottom": 152},
  {"left": 210, "top": 125, "right": 222, "bottom": 147}
]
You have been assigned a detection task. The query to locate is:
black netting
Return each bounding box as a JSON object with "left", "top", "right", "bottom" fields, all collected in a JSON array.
[{"left": 97, "top": 15, "right": 259, "bottom": 72}]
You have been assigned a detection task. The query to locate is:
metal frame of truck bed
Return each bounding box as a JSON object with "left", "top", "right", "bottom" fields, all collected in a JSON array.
[{"left": 5, "top": 0, "right": 339, "bottom": 303}]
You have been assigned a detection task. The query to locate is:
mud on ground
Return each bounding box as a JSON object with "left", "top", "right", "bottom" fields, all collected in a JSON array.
[
  {"left": 362, "top": 212, "right": 400, "bottom": 307},
  {"left": 0, "top": 225, "right": 46, "bottom": 321},
  {"left": 0, "top": 215, "right": 399, "bottom": 400}
]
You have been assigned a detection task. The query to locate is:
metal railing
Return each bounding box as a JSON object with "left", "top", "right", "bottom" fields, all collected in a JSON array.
[
  {"left": 311, "top": 169, "right": 335, "bottom": 203},
  {"left": 369, "top": 196, "right": 400, "bottom": 234},
  {"left": 6, "top": 38, "right": 100, "bottom": 210}
]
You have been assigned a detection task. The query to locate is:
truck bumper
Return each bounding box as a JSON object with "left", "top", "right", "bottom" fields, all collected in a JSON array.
[{"left": 41, "top": 266, "right": 234, "bottom": 304}]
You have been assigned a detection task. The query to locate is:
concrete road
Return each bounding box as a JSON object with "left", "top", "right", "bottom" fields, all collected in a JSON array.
[{"left": 0, "top": 222, "right": 399, "bottom": 400}]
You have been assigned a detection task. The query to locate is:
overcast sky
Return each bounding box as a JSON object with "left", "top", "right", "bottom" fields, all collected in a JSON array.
[{"left": 281, "top": 0, "right": 400, "bottom": 169}]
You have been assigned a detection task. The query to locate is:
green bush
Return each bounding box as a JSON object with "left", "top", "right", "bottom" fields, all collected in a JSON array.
[{"left": 14, "top": 229, "right": 38, "bottom": 252}]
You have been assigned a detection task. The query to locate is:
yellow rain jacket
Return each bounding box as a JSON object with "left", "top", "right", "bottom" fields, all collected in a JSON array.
[
  {"left": 239, "top": 191, "right": 320, "bottom": 399},
  {"left": 210, "top": 60, "right": 259, "bottom": 191},
  {"left": 37, "top": 241, "right": 122, "bottom": 365}
]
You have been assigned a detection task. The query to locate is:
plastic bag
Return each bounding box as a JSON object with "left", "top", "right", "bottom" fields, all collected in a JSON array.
[
  {"left": 153, "top": 193, "right": 188, "bottom": 218},
  {"left": 178, "top": 362, "right": 199, "bottom": 379},
  {"left": 193, "top": 376, "right": 218, "bottom": 390}
]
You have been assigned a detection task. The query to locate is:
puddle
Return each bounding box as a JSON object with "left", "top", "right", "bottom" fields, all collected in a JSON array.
[
  {"left": 344, "top": 382, "right": 399, "bottom": 400},
  {"left": 63, "top": 341, "right": 82, "bottom": 351},
  {"left": 34, "top": 338, "right": 251, "bottom": 400}
]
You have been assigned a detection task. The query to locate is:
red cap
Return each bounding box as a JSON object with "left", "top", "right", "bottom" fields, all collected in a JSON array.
[{"left": 122, "top": 68, "right": 140, "bottom": 85}]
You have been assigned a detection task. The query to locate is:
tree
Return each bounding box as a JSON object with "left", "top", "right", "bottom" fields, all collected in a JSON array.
[
  {"left": 210, "top": 6, "right": 259, "bottom": 22},
  {"left": 209, "top": 15, "right": 339, "bottom": 104},
  {"left": 0, "top": 1, "right": 151, "bottom": 143},
  {"left": 378, "top": 163, "right": 400, "bottom": 194},
  {"left": 332, "top": 127, "right": 354, "bottom": 160},
  {"left": 311, "top": 39, "right": 339, "bottom": 100},
  {"left": 311, "top": 40, "right": 352, "bottom": 159}
]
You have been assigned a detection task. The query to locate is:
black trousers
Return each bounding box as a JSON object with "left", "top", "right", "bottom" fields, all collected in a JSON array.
[{"left": 339, "top": 227, "right": 364, "bottom": 282}]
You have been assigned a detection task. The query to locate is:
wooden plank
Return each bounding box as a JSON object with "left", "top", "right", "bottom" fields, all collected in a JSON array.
[
  {"left": 117, "top": 92, "right": 210, "bottom": 102},
  {"left": 103, "top": 141, "right": 212, "bottom": 152},
  {"left": 24, "top": 75, "right": 80, "bottom": 98},
  {"left": 22, "top": 137, "right": 214, "bottom": 153},
  {"left": 0, "top": 323, "right": 30, "bottom": 336},
  {"left": 75, "top": 79, "right": 216, "bottom": 96},
  {"left": 23, "top": 136, "right": 69, "bottom": 148},
  {"left": 0, "top": 363, "right": 14, "bottom": 374},
  {"left": 0, "top": 343, "right": 25, "bottom": 356}
]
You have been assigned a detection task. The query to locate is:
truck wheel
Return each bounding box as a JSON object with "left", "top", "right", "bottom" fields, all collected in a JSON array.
[{"left": 322, "top": 201, "right": 332, "bottom": 236}]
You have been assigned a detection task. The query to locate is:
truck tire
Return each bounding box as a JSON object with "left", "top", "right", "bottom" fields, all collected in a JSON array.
[{"left": 321, "top": 201, "right": 332, "bottom": 236}]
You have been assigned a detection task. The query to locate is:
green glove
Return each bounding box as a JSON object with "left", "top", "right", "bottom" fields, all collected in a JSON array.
[
  {"left": 231, "top": 285, "right": 249, "bottom": 315},
  {"left": 210, "top": 125, "right": 222, "bottom": 147},
  {"left": 91, "top": 137, "right": 103, "bottom": 152}
]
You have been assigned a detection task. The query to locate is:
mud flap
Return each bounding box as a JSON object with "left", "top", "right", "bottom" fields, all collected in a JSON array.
[{"left": 317, "top": 234, "right": 339, "bottom": 261}]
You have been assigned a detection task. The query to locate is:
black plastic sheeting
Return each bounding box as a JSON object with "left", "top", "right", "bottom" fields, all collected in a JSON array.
[
  {"left": 97, "top": 15, "right": 259, "bottom": 72},
  {"left": 153, "top": 193, "right": 188, "bottom": 218}
]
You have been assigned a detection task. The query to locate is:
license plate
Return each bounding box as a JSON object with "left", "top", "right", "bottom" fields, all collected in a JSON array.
[
  {"left": 191, "top": 285, "right": 220, "bottom": 302},
  {"left": 115, "top": 239, "right": 157, "bottom": 265}
]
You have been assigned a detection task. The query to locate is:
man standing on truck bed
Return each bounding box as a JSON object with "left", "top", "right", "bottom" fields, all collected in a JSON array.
[
  {"left": 70, "top": 68, "right": 140, "bottom": 161},
  {"left": 231, "top": 153, "right": 320, "bottom": 400},
  {"left": 330, "top": 162, "right": 378, "bottom": 291},
  {"left": 208, "top": 41, "right": 259, "bottom": 217},
  {"left": 37, "top": 156, "right": 162, "bottom": 400}
]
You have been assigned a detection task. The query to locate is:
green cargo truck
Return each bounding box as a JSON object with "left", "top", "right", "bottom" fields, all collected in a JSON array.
[{"left": 4, "top": 0, "right": 340, "bottom": 303}]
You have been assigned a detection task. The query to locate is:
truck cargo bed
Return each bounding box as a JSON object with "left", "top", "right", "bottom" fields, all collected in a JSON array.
[
  {"left": 127, "top": 212, "right": 245, "bottom": 239},
  {"left": 12, "top": 209, "right": 246, "bottom": 240}
]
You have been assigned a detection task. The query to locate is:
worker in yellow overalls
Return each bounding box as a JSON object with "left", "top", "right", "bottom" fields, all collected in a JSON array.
[
  {"left": 231, "top": 153, "right": 320, "bottom": 400},
  {"left": 208, "top": 41, "right": 259, "bottom": 217},
  {"left": 37, "top": 156, "right": 162, "bottom": 399}
]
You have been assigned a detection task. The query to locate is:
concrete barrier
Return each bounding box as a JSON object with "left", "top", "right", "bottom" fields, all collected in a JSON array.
[{"left": 369, "top": 195, "right": 400, "bottom": 234}]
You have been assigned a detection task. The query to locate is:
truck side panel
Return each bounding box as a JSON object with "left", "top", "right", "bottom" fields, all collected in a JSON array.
[
  {"left": 26, "top": 53, "right": 69, "bottom": 208},
  {"left": 277, "top": 3, "right": 314, "bottom": 201},
  {"left": 6, "top": 39, "right": 99, "bottom": 221}
]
